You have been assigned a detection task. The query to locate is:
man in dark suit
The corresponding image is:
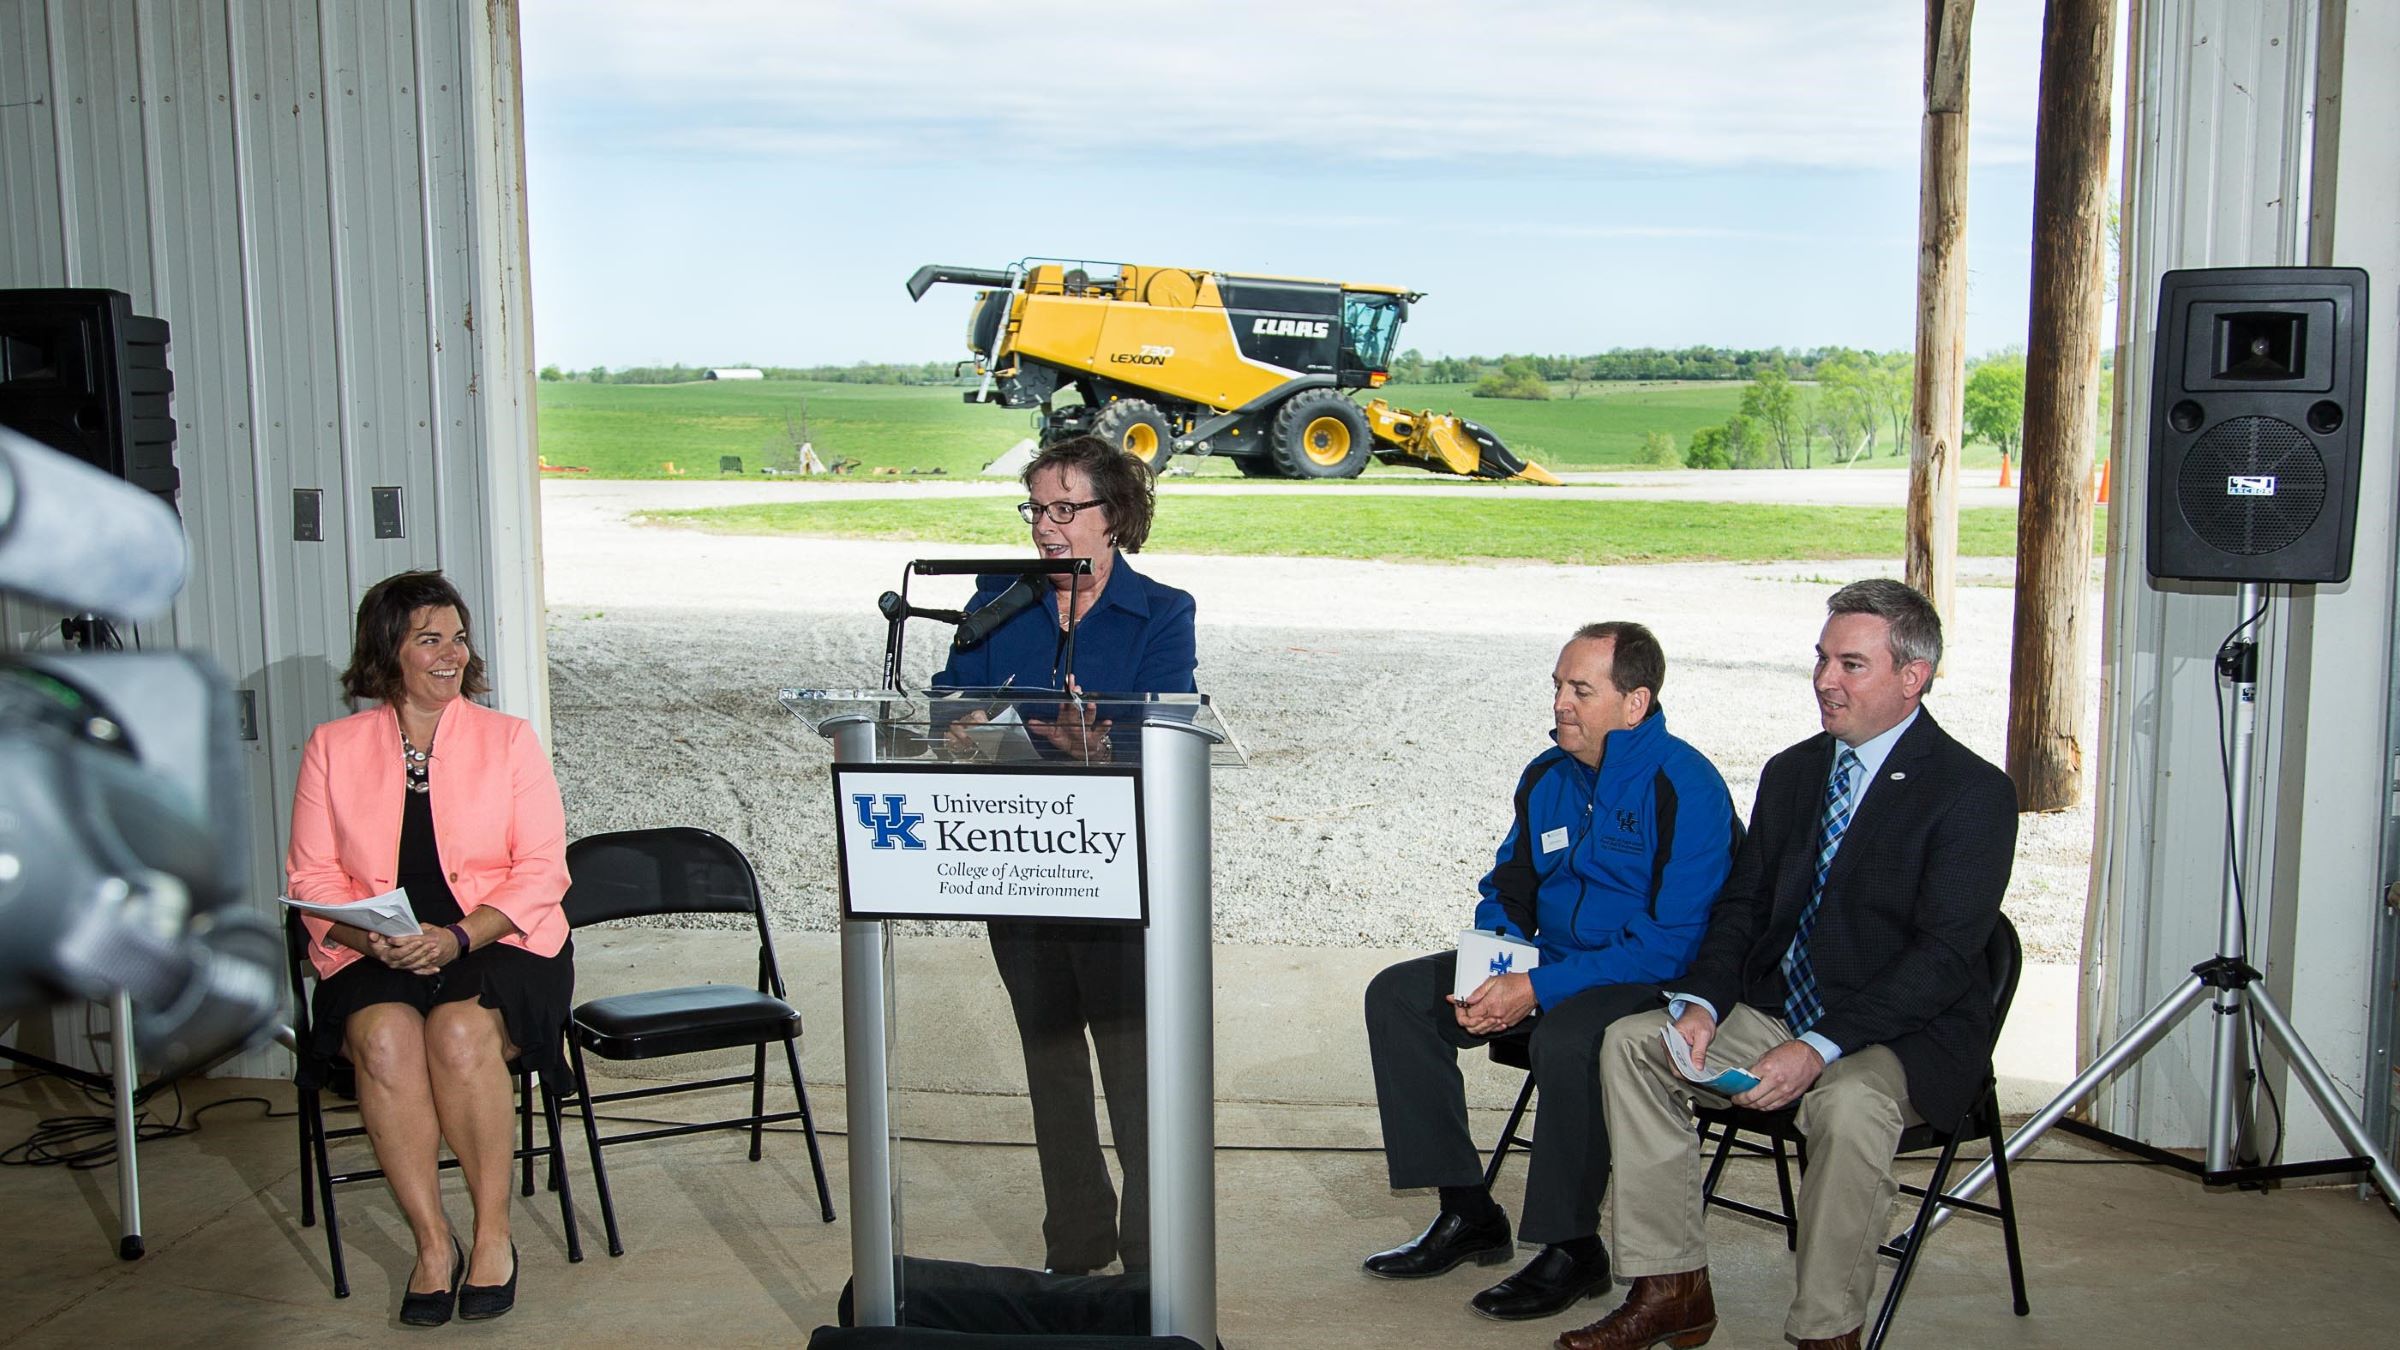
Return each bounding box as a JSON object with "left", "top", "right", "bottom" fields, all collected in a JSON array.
[{"left": 1559, "top": 579, "right": 2017, "bottom": 1350}]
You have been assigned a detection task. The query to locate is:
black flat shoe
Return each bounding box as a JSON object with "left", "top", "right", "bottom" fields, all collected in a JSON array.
[
  {"left": 457, "top": 1242, "right": 519, "bottom": 1321},
  {"left": 1361, "top": 1211, "right": 1514, "bottom": 1279},
  {"left": 1469, "top": 1241, "right": 1612, "bottom": 1320},
  {"left": 398, "top": 1236, "right": 464, "bottom": 1328}
]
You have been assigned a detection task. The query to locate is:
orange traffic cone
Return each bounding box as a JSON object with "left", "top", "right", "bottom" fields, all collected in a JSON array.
[
  {"left": 2095, "top": 458, "right": 2111, "bottom": 505},
  {"left": 1997, "top": 452, "right": 2013, "bottom": 488}
]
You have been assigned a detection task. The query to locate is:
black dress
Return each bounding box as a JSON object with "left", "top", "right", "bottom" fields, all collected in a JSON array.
[{"left": 302, "top": 786, "right": 574, "bottom": 1089}]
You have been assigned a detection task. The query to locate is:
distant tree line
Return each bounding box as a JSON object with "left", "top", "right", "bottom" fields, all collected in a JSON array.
[
  {"left": 1657, "top": 348, "right": 2107, "bottom": 471},
  {"left": 1403, "top": 345, "right": 1857, "bottom": 389},
  {"left": 537, "top": 345, "right": 1878, "bottom": 389},
  {"left": 1678, "top": 350, "right": 1916, "bottom": 469}
]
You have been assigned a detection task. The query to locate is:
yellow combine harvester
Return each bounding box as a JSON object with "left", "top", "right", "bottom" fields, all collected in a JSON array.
[{"left": 906, "top": 260, "right": 1560, "bottom": 483}]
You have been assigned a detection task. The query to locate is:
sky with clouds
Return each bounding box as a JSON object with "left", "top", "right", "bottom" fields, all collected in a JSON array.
[{"left": 520, "top": 1, "right": 2105, "bottom": 369}]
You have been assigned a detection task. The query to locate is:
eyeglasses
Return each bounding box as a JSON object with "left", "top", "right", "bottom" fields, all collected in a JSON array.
[{"left": 1017, "top": 498, "right": 1106, "bottom": 524}]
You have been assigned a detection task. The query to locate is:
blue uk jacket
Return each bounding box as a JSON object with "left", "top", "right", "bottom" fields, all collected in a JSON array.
[
  {"left": 1473, "top": 710, "right": 1738, "bottom": 1009},
  {"left": 931, "top": 552, "right": 1198, "bottom": 698}
]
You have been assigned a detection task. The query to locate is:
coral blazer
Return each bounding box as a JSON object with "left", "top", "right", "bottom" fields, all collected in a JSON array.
[{"left": 286, "top": 697, "right": 571, "bottom": 980}]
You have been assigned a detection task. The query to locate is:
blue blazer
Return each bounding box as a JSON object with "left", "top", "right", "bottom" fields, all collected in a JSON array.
[{"left": 932, "top": 552, "right": 1197, "bottom": 698}]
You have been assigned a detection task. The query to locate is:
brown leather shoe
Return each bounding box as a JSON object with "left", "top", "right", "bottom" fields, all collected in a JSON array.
[
  {"left": 1795, "top": 1331, "right": 1861, "bottom": 1350},
  {"left": 1555, "top": 1268, "right": 1716, "bottom": 1350}
]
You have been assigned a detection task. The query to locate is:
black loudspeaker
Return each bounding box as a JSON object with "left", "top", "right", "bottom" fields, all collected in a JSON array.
[
  {"left": 2146, "top": 267, "right": 2368, "bottom": 583},
  {"left": 0, "top": 288, "right": 178, "bottom": 509}
]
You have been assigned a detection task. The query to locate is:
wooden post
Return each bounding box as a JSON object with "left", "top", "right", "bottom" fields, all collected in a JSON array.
[
  {"left": 2006, "top": 0, "right": 2116, "bottom": 812},
  {"left": 1907, "top": 0, "right": 1975, "bottom": 624}
]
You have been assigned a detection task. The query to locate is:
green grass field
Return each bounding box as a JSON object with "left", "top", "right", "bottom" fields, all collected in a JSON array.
[
  {"left": 537, "top": 378, "right": 1760, "bottom": 480},
  {"left": 536, "top": 377, "right": 2093, "bottom": 483},
  {"left": 644, "top": 496, "right": 2101, "bottom": 565},
  {"left": 536, "top": 380, "right": 1004, "bottom": 479}
]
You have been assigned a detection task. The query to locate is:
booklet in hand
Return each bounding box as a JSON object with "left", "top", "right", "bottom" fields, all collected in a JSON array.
[
  {"left": 1661, "top": 1025, "right": 1762, "bottom": 1095},
  {"left": 959, "top": 704, "right": 1042, "bottom": 763},
  {"left": 1453, "top": 929, "right": 1542, "bottom": 1002},
  {"left": 279, "top": 889, "right": 423, "bottom": 939}
]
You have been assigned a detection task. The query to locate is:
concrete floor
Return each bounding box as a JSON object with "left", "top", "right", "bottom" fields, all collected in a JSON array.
[
  {"left": 7, "top": 1059, "right": 2400, "bottom": 1350},
  {"left": 8, "top": 930, "right": 2396, "bottom": 1347}
]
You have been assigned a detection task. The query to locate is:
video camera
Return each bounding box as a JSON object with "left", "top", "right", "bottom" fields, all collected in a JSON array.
[{"left": 0, "top": 426, "right": 280, "bottom": 1079}]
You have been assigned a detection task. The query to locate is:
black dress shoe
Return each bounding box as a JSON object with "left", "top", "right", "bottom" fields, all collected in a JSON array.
[
  {"left": 457, "top": 1242, "right": 518, "bottom": 1321},
  {"left": 1469, "top": 1241, "right": 1612, "bottom": 1321},
  {"left": 1362, "top": 1211, "right": 1514, "bottom": 1279},
  {"left": 398, "top": 1236, "right": 464, "bottom": 1328}
]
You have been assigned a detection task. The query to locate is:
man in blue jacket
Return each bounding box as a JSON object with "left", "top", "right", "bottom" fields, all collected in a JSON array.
[{"left": 1362, "top": 621, "right": 1737, "bottom": 1323}]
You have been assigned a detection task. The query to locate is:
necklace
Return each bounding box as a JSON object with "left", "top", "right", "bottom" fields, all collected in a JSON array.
[{"left": 401, "top": 730, "right": 432, "bottom": 794}]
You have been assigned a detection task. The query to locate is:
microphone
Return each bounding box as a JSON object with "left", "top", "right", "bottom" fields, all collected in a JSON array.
[
  {"left": 909, "top": 557, "right": 1091, "bottom": 578},
  {"left": 953, "top": 576, "right": 1043, "bottom": 650},
  {"left": 877, "top": 591, "right": 967, "bottom": 625},
  {"left": 0, "top": 428, "right": 187, "bottom": 621}
]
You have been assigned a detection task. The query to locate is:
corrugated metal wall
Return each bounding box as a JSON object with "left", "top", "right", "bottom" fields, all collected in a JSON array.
[{"left": 0, "top": 0, "right": 542, "bottom": 1078}]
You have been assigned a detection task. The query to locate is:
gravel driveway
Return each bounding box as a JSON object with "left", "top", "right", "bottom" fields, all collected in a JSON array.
[{"left": 541, "top": 477, "right": 2097, "bottom": 961}]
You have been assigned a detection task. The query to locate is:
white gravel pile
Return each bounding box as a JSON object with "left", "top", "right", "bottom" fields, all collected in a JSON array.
[{"left": 541, "top": 481, "right": 2098, "bottom": 961}]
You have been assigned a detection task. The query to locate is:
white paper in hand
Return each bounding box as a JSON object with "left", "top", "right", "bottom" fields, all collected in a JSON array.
[
  {"left": 1661, "top": 1025, "right": 1762, "bottom": 1095},
  {"left": 280, "top": 889, "right": 423, "bottom": 939},
  {"left": 1453, "top": 929, "right": 1542, "bottom": 1001},
  {"left": 962, "top": 704, "right": 1042, "bottom": 763}
]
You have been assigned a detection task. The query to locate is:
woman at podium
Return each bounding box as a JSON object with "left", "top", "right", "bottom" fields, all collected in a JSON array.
[{"left": 933, "top": 435, "right": 1197, "bottom": 1275}]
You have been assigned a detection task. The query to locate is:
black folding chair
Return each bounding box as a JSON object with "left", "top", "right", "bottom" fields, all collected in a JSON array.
[
  {"left": 284, "top": 913, "right": 584, "bottom": 1298},
  {"left": 558, "top": 827, "right": 836, "bottom": 1257},
  {"left": 1693, "top": 915, "right": 2030, "bottom": 1349},
  {"left": 1479, "top": 1034, "right": 1540, "bottom": 1186}
]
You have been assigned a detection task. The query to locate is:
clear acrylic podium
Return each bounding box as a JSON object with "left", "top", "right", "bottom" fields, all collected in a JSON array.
[{"left": 781, "top": 689, "right": 1245, "bottom": 1345}]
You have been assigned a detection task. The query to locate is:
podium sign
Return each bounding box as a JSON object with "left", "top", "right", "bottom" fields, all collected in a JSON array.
[{"left": 831, "top": 763, "right": 1147, "bottom": 923}]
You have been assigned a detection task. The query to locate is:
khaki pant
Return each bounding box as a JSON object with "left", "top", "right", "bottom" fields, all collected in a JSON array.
[{"left": 1601, "top": 1004, "right": 1919, "bottom": 1341}]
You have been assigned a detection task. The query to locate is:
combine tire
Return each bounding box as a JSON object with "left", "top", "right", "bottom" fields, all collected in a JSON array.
[
  {"left": 1232, "top": 457, "right": 1282, "bottom": 478},
  {"left": 1091, "top": 399, "right": 1175, "bottom": 472},
  {"left": 1270, "top": 390, "right": 1372, "bottom": 479}
]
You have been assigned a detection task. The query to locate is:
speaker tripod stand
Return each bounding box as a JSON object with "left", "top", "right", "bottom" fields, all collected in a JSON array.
[{"left": 1931, "top": 581, "right": 2400, "bottom": 1238}]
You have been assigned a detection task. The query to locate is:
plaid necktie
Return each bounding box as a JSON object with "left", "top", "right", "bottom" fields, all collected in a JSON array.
[{"left": 1781, "top": 746, "right": 1863, "bottom": 1035}]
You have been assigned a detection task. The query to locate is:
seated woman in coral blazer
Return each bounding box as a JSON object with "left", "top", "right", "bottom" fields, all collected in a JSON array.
[{"left": 286, "top": 569, "right": 572, "bottom": 1327}]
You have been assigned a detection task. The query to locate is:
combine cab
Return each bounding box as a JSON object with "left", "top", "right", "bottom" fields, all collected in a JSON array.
[{"left": 906, "top": 260, "right": 1559, "bottom": 484}]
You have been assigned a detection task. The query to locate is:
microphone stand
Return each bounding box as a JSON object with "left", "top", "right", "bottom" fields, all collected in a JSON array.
[
  {"left": 877, "top": 557, "right": 1093, "bottom": 694},
  {"left": 1928, "top": 582, "right": 2400, "bottom": 1239},
  {"left": 877, "top": 588, "right": 963, "bottom": 694}
]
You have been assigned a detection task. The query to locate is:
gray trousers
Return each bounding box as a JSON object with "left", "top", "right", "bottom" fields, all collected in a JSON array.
[
  {"left": 1365, "top": 951, "right": 1661, "bottom": 1246},
  {"left": 1600, "top": 1004, "right": 1920, "bottom": 1340}
]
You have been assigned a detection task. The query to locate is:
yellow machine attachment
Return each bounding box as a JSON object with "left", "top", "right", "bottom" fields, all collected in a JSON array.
[{"left": 1361, "top": 400, "right": 1564, "bottom": 485}]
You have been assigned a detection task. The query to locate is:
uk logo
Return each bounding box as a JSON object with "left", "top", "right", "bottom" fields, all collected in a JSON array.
[
  {"left": 851, "top": 793, "right": 926, "bottom": 850},
  {"left": 1489, "top": 951, "right": 1517, "bottom": 977}
]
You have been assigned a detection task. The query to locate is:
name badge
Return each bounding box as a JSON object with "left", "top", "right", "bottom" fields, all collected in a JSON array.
[{"left": 1539, "top": 827, "right": 1570, "bottom": 854}]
